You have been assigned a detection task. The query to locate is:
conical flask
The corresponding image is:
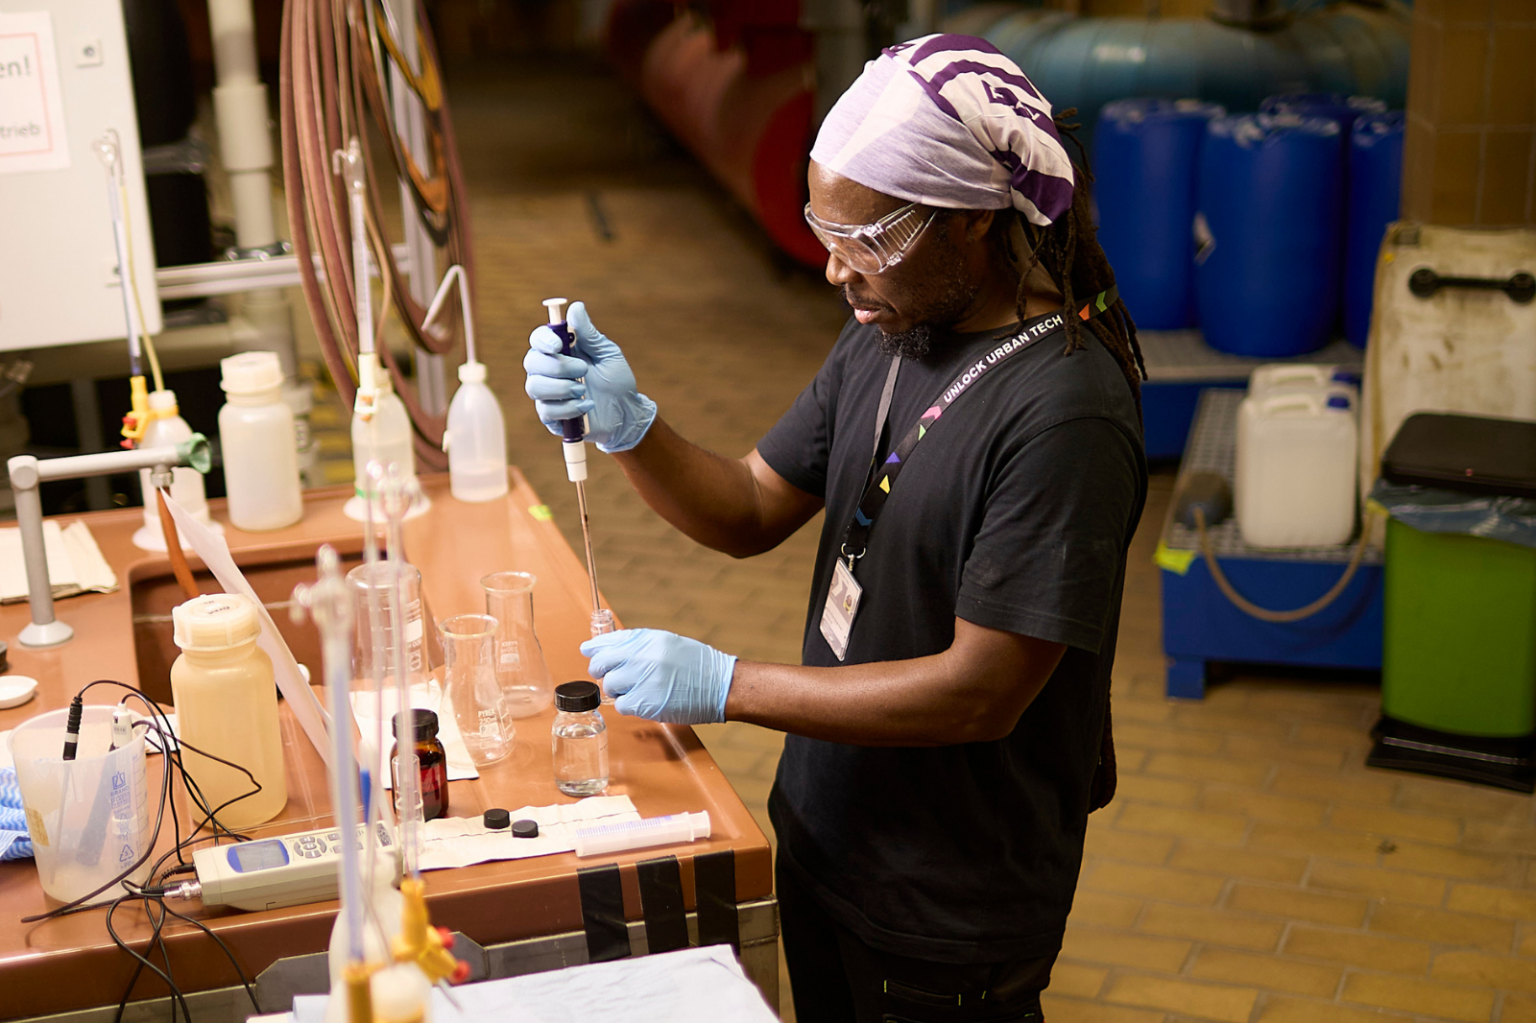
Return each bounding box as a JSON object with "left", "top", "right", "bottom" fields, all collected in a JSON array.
[
  {"left": 480, "top": 572, "right": 555, "bottom": 718},
  {"left": 439, "top": 613, "right": 514, "bottom": 765}
]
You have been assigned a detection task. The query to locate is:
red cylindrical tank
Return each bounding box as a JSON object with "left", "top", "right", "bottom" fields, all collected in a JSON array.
[{"left": 607, "top": 4, "right": 826, "bottom": 268}]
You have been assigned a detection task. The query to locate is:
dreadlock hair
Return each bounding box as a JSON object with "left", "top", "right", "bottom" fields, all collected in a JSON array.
[{"left": 999, "top": 111, "right": 1147, "bottom": 414}]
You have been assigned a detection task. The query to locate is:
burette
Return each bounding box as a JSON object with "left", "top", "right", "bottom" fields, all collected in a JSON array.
[
  {"left": 290, "top": 547, "right": 373, "bottom": 1023},
  {"left": 542, "top": 299, "right": 607, "bottom": 632}
]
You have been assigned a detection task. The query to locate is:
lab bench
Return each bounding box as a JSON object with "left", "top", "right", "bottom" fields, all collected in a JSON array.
[{"left": 0, "top": 472, "right": 777, "bottom": 1022}]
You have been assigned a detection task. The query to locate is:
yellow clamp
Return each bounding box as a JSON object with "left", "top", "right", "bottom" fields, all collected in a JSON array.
[
  {"left": 119, "top": 376, "right": 151, "bottom": 447},
  {"left": 391, "top": 879, "right": 469, "bottom": 986}
]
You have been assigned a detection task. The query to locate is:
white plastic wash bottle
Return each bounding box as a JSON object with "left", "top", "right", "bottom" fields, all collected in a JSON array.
[
  {"left": 134, "top": 388, "right": 220, "bottom": 550},
  {"left": 219, "top": 351, "right": 303, "bottom": 531},
  {"left": 444, "top": 359, "right": 509, "bottom": 501}
]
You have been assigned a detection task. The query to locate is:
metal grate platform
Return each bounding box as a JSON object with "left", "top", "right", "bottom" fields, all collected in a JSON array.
[
  {"left": 1140, "top": 331, "right": 1363, "bottom": 384},
  {"left": 1163, "top": 389, "right": 1383, "bottom": 565}
]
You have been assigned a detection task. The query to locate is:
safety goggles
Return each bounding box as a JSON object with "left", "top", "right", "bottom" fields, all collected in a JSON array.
[{"left": 803, "top": 201, "right": 938, "bottom": 275}]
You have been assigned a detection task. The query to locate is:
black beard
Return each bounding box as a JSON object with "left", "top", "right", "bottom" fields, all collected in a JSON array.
[{"left": 874, "top": 324, "right": 937, "bottom": 360}]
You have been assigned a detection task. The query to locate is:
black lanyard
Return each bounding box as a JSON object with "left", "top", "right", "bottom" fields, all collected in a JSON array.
[{"left": 839, "top": 287, "right": 1117, "bottom": 569}]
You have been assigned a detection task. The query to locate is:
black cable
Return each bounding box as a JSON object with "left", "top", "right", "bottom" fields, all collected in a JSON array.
[
  {"left": 158, "top": 900, "right": 262, "bottom": 1014},
  {"left": 21, "top": 681, "right": 262, "bottom": 924},
  {"left": 105, "top": 894, "right": 189, "bottom": 1023},
  {"left": 148, "top": 896, "right": 184, "bottom": 1023}
]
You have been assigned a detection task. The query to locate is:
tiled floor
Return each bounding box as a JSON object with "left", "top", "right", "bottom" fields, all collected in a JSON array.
[{"left": 342, "top": 58, "right": 1536, "bottom": 1023}]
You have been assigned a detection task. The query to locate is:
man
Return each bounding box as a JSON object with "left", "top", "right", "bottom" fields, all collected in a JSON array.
[{"left": 524, "top": 35, "right": 1147, "bottom": 1022}]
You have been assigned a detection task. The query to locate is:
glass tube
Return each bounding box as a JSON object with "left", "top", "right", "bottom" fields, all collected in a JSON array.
[
  {"left": 439, "top": 613, "right": 514, "bottom": 766},
  {"left": 480, "top": 572, "right": 555, "bottom": 719}
]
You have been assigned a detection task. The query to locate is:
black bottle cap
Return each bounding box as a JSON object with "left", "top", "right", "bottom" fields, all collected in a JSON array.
[
  {"left": 555, "top": 680, "right": 601, "bottom": 713},
  {"left": 512, "top": 819, "right": 539, "bottom": 839},
  {"left": 484, "top": 808, "right": 511, "bottom": 830},
  {"left": 392, "top": 708, "right": 439, "bottom": 742}
]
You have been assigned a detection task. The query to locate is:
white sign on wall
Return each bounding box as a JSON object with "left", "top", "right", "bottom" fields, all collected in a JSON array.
[{"left": 0, "top": 11, "right": 70, "bottom": 173}]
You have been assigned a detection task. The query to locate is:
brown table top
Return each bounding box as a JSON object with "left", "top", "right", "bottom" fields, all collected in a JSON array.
[{"left": 0, "top": 470, "right": 770, "bottom": 1020}]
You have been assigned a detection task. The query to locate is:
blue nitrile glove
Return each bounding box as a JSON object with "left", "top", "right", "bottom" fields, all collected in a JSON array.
[
  {"left": 582, "top": 629, "right": 737, "bottom": 725},
  {"left": 523, "top": 301, "right": 657, "bottom": 454}
]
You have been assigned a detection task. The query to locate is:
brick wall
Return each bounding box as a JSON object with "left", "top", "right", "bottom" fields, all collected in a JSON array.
[{"left": 1402, "top": 0, "right": 1536, "bottom": 226}]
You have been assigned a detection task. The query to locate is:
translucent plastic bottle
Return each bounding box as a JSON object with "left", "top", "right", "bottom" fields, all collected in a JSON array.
[
  {"left": 552, "top": 681, "right": 608, "bottom": 797},
  {"left": 134, "top": 388, "right": 218, "bottom": 550},
  {"left": 445, "top": 361, "right": 508, "bottom": 502},
  {"left": 170, "top": 593, "right": 288, "bottom": 828},
  {"left": 352, "top": 372, "right": 416, "bottom": 504},
  {"left": 219, "top": 352, "right": 303, "bottom": 531}
]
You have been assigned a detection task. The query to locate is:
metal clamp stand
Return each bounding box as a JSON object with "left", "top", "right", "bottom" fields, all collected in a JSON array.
[{"left": 7, "top": 436, "right": 210, "bottom": 647}]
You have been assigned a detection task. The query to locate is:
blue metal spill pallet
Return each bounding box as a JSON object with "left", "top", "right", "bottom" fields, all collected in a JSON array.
[
  {"left": 1140, "top": 332, "right": 1362, "bottom": 460},
  {"left": 1158, "top": 390, "right": 1384, "bottom": 698}
]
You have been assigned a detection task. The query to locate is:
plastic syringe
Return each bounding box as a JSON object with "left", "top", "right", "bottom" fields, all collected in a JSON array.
[
  {"left": 572, "top": 812, "right": 712, "bottom": 858},
  {"left": 543, "top": 298, "right": 602, "bottom": 621}
]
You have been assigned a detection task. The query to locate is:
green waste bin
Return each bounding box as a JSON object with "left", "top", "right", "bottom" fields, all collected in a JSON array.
[
  {"left": 1381, "top": 517, "right": 1536, "bottom": 737},
  {"left": 1368, "top": 412, "right": 1536, "bottom": 790}
]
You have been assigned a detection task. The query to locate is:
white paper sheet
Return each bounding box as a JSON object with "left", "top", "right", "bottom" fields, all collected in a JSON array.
[
  {"left": 417, "top": 795, "right": 640, "bottom": 871},
  {"left": 0, "top": 520, "right": 117, "bottom": 602},
  {"left": 347, "top": 689, "right": 478, "bottom": 790},
  {"left": 161, "top": 496, "right": 330, "bottom": 764},
  {"left": 291, "top": 945, "right": 776, "bottom": 1023},
  {"left": 0, "top": 12, "right": 72, "bottom": 174}
]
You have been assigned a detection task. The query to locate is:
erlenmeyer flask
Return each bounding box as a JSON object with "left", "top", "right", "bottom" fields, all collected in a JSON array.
[
  {"left": 480, "top": 572, "right": 555, "bottom": 718},
  {"left": 439, "top": 614, "right": 514, "bottom": 766}
]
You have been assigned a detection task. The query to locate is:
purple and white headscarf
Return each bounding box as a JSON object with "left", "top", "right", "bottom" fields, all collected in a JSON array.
[{"left": 810, "top": 34, "right": 1075, "bottom": 226}]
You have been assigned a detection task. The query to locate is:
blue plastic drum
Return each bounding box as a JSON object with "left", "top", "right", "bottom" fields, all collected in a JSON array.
[
  {"left": 1260, "top": 93, "right": 1388, "bottom": 139},
  {"left": 1345, "top": 111, "right": 1405, "bottom": 347},
  {"left": 1195, "top": 114, "right": 1345, "bottom": 357},
  {"left": 1094, "top": 98, "right": 1225, "bottom": 330}
]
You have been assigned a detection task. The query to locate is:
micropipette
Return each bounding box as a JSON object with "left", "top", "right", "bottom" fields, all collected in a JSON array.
[{"left": 542, "top": 298, "right": 604, "bottom": 626}]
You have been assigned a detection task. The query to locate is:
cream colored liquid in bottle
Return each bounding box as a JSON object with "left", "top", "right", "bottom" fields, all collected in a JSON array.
[{"left": 170, "top": 593, "right": 288, "bottom": 828}]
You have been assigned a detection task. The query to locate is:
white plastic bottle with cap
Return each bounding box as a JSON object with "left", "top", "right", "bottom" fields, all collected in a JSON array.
[
  {"left": 219, "top": 352, "right": 303, "bottom": 531},
  {"left": 351, "top": 370, "right": 415, "bottom": 499},
  {"left": 134, "top": 389, "right": 222, "bottom": 550},
  {"left": 170, "top": 593, "right": 288, "bottom": 828},
  {"left": 444, "top": 359, "right": 508, "bottom": 501}
]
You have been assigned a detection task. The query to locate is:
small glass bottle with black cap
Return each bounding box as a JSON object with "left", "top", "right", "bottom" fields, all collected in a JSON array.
[
  {"left": 551, "top": 681, "right": 608, "bottom": 796},
  {"left": 392, "top": 708, "right": 448, "bottom": 821}
]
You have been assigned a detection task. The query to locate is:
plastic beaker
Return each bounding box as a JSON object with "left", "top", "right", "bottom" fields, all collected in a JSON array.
[
  {"left": 480, "top": 572, "right": 554, "bottom": 718},
  {"left": 439, "top": 614, "right": 514, "bottom": 766},
  {"left": 7, "top": 706, "right": 152, "bottom": 903}
]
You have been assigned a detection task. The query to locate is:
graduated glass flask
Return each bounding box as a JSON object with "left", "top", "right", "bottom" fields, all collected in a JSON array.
[
  {"left": 480, "top": 572, "right": 555, "bottom": 718},
  {"left": 346, "top": 561, "right": 442, "bottom": 780},
  {"left": 439, "top": 613, "right": 514, "bottom": 766}
]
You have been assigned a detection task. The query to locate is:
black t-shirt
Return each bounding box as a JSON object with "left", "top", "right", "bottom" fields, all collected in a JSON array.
[{"left": 756, "top": 316, "right": 1147, "bottom": 964}]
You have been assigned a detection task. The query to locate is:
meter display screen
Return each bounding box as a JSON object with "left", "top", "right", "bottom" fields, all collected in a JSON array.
[{"left": 228, "top": 840, "right": 290, "bottom": 873}]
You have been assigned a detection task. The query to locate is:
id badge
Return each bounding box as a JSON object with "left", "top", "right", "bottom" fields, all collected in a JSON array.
[{"left": 818, "top": 559, "right": 863, "bottom": 662}]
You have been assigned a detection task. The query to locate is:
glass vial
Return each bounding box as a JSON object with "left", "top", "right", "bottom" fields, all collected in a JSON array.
[
  {"left": 552, "top": 681, "right": 608, "bottom": 797},
  {"left": 590, "top": 608, "right": 614, "bottom": 638},
  {"left": 440, "top": 614, "right": 514, "bottom": 766},
  {"left": 480, "top": 571, "right": 555, "bottom": 718},
  {"left": 392, "top": 709, "right": 448, "bottom": 822}
]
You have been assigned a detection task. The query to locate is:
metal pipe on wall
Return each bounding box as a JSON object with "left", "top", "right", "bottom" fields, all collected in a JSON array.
[{"left": 207, "top": 0, "right": 316, "bottom": 479}]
